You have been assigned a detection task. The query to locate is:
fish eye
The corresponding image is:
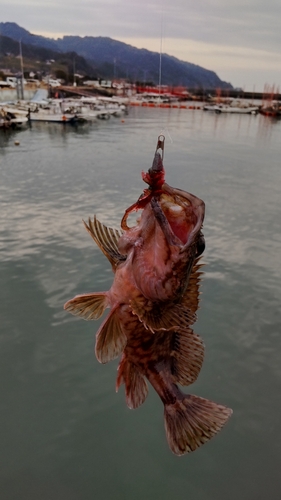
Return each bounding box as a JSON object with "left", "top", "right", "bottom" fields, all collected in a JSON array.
[{"left": 196, "top": 234, "right": 205, "bottom": 256}]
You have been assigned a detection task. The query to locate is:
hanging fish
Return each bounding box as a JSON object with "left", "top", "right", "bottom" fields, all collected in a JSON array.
[
  {"left": 115, "top": 258, "right": 232, "bottom": 455},
  {"left": 64, "top": 137, "right": 206, "bottom": 357},
  {"left": 64, "top": 136, "right": 232, "bottom": 454}
]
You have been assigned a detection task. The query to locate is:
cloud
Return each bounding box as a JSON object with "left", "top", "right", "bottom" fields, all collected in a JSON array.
[
  {"left": 1, "top": 0, "right": 281, "bottom": 90},
  {"left": 2, "top": 0, "right": 281, "bottom": 51}
]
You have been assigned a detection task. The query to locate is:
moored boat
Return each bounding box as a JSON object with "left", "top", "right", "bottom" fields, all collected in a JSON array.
[
  {"left": 0, "top": 105, "right": 28, "bottom": 129},
  {"left": 260, "top": 102, "right": 281, "bottom": 117},
  {"left": 28, "top": 101, "right": 78, "bottom": 123},
  {"left": 211, "top": 100, "right": 260, "bottom": 114}
]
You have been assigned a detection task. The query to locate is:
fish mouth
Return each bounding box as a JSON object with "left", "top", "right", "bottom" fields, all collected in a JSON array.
[
  {"left": 155, "top": 185, "right": 205, "bottom": 248},
  {"left": 121, "top": 134, "right": 204, "bottom": 247},
  {"left": 147, "top": 135, "right": 205, "bottom": 249},
  {"left": 121, "top": 182, "right": 205, "bottom": 252}
]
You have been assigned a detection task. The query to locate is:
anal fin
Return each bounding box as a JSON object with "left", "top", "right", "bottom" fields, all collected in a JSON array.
[{"left": 116, "top": 354, "right": 148, "bottom": 409}]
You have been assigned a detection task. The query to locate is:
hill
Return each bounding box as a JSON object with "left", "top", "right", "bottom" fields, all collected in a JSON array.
[
  {"left": 0, "top": 22, "right": 232, "bottom": 88},
  {"left": 0, "top": 33, "right": 96, "bottom": 81}
]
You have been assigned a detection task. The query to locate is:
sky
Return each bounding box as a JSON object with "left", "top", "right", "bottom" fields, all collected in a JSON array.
[{"left": 2, "top": 0, "right": 281, "bottom": 91}]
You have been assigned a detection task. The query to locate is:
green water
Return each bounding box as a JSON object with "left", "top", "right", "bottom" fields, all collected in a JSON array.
[{"left": 1, "top": 108, "right": 281, "bottom": 499}]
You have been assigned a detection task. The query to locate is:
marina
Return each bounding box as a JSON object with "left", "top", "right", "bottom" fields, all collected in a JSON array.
[
  {"left": 1, "top": 88, "right": 280, "bottom": 130},
  {"left": 1, "top": 79, "right": 281, "bottom": 131},
  {"left": 1, "top": 107, "right": 281, "bottom": 499},
  {"left": 1, "top": 5, "right": 281, "bottom": 498}
]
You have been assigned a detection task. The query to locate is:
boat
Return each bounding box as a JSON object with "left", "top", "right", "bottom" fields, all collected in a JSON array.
[
  {"left": 129, "top": 92, "right": 181, "bottom": 107},
  {"left": 28, "top": 101, "right": 79, "bottom": 123},
  {"left": 210, "top": 100, "right": 260, "bottom": 114},
  {"left": 0, "top": 109, "right": 10, "bottom": 129},
  {"left": 81, "top": 96, "right": 127, "bottom": 118},
  {"left": 0, "top": 105, "right": 28, "bottom": 129},
  {"left": 203, "top": 104, "right": 219, "bottom": 111},
  {"left": 260, "top": 101, "right": 281, "bottom": 117},
  {"left": 55, "top": 99, "right": 98, "bottom": 122}
]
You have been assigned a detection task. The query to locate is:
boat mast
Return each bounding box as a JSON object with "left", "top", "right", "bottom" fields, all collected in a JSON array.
[{"left": 19, "top": 39, "right": 24, "bottom": 99}]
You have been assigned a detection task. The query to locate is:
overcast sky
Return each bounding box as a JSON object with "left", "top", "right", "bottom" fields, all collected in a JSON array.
[{"left": 2, "top": 0, "right": 281, "bottom": 91}]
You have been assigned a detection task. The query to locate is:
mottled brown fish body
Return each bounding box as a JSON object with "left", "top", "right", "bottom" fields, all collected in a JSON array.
[
  {"left": 65, "top": 182, "right": 207, "bottom": 362},
  {"left": 119, "top": 188, "right": 205, "bottom": 302},
  {"left": 64, "top": 137, "right": 232, "bottom": 455},
  {"left": 114, "top": 274, "right": 232, "bottom": 455},
  {"left": 115, "top": 185, "right": 206, "bottom": 332}
]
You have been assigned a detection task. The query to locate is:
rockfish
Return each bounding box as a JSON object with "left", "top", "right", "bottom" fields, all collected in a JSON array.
[
  {"left": 115, "top": 258, "right": 232, "bottom": 455},
  {"left": 65, "top": 137, "right": 206, "bottom": 361},
  {"left": 64, "top": 136, "right": 232, "bottom": 454}
]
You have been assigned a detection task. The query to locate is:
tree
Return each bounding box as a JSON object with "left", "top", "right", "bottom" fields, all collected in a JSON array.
[{"left": 55, "top": 69, "right": 67, "bottom": 83}]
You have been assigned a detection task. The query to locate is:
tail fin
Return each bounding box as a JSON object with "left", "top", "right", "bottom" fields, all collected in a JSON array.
[{"left": 164, "top": 394, "right": 232, "bottom": 455}]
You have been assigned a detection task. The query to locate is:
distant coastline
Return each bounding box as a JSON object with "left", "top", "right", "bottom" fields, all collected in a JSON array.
[{"left": 0, "top": 22, "right": 233, "bottom": 89}]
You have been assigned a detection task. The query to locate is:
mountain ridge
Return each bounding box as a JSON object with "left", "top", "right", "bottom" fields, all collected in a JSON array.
[{"left": 0, "top": 22, "right": 232, "bottom": 88}]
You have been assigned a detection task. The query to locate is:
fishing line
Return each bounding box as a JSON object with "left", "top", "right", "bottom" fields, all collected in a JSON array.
[{"left": 159, "top": 127, "right": 173, "bottom": 144}]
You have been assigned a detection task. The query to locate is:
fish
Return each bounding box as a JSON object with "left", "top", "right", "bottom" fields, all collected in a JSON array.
[
  {"left": 115, "top": 260, "right": 232, "bottom": 455},
  {"left": 64, "top": 136, "right": 232, "bottom": 454},
  {"left": 64, "top": 137, "right": 206, "bottom": 362}
]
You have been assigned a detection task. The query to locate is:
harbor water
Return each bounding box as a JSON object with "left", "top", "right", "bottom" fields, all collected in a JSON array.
[{"left": 1, "top": 108, "right": 281, "bottom": 500}]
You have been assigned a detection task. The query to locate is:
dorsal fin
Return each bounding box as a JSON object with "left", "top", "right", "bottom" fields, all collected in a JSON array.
[
  {"left": 180, "top": 257, "right": 204, "bottom": 317},
  {"left": 170, "top": 328, "right": 205, "bottom": 386},
  {"left": 83, "top": 216, "right": 126, "bottom": 269}
]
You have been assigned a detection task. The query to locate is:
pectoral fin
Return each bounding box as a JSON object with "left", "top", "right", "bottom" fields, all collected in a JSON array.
[
  {"left": 130, "top": 298, "right": 196, "bottom": 332},
  {"left": 83, "top": 216, "right": 126, "bottom": 268},
  {"left": 64, "top": 292, "right": 108, "bottom": 320},
  {"left": 130, "top": 257, "right": 204, "bottom": 332},
  {"left": 95, "top": 306, "right": 127, "bottom": 364}
]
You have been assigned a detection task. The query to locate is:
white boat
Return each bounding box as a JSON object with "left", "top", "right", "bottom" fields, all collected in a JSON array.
[
  {"left": 129, "top": 92, "right": 180, "bottom": 107},
  {"left": 56, "top": 99, "right": 98, "bottom": 122},
  {"left": 28, "top": 101, "right": 78, "bottom": 123},
  {"left": 0, "top": 105, "right": 28, "bottom": 128},
  {"left": 211, "top": 100, "right": 259, "bottom": 114},
  {"left": 80, "top": 96, "right": 127, "bottom": 118},
  {"left": 203, "top": 104, "right": 219, "bottom": 111}
]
